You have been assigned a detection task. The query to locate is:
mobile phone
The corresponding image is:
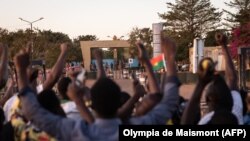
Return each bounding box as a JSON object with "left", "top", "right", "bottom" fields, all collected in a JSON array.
[{"left": 75, "top": 68, "right": 86, "bottom": 86}]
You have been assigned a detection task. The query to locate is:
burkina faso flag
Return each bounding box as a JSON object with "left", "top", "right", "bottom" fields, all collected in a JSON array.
[{"left": 150, "top": 54, "right": 166, "bottom": 71}]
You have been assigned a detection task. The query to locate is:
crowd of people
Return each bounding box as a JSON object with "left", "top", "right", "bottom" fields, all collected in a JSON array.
[{"left": 0, "top": 33, "right": 249, "bottom": 141}]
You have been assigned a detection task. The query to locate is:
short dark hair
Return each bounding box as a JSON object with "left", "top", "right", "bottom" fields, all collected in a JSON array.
[
  {"left": 120, "top": 91, "right": 131, "bottom": 107},
  {"left": 57, "top": 77, "right": 72, "bottom": 100},
  {"left": 207, "top": 110, "right": 238, "bottom": 125},
  {"left": 206, "top": 75, "right": 233, "bottom": 111},
  {"left": 91, "top": 78, "right": 121, "bottom": 118},
  {"left": 38, "top": 89, "right": 66, "bottom": 117}
]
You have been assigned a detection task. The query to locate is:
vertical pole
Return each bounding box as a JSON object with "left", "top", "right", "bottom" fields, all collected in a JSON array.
[
  {"left": 242, "top": 50, "right": 246, "bottom": 89},
  {"left": 43, "top": 64, "right": 46, "bottom": 81},
  {"left": 152, "top": 23, "right": 163, "bottom": 57},
  {"left": 30, "top": 23, "right": 33, "bottom": 60}
]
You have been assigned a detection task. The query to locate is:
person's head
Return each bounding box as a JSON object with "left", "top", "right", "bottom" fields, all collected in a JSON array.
[
  {"left": 120, "top": 91, "right": 131, "bottom": 107},
  {"left": 57, "top": 77, "right": 72, "bottom": 100},
  {"left": 134, "top": 93, "right": 162, "bottom": 116},
  {"left": 38, "top": 89, "right": 66, "bottom": 117},
  {"left": 205, "top": 75, "right": 233, "bottom": 112},
  {"left": 90, "top": 78, "right": 121, "bottom": 119},
  {"left": 207, "top": 110, "right": 238, "bottom": 125}
]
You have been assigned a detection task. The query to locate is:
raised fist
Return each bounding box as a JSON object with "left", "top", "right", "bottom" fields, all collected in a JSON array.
[
  {"left": 215, "top": 32, "right": 228, "bottom": 46},
  {"left": 136, "top": 41, "right": 148, "bottom": 61},
  {"left": 60, "top": 43, "right": 69, "bottom": 52},
  {"left": 198, "top": 58, "right": 215, "bottom": 84},
  {"left": 14, "top": 50, "right": 30, "bottom": 71}
]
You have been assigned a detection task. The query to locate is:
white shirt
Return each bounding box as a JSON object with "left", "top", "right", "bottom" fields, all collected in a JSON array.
[
  {"left": 19, "top": 78, "right": 180, "bottom": 141},
  {"left": 36, "top": 84, "right": 43, "bottom": 93},
  {"left": 3, "top": 85, "right": 44, "bottom": 122},
  {"left": 3, "top": 94, "right": 18, "bottom": 122},
  {"left": 198, "top": 90, "right": 243, "bottom": 125},
  {"left": 61, "top": 101, "right": 82, "bottom": 120}
]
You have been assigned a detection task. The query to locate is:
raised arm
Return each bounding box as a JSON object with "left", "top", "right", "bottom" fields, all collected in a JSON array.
[
  {"left": 181, "top": 58, "right": 215, "bottom": 124},
  {"left": 129, "top": 35, "right": 179, "bottom": 124},
  {"left": 181, "top": 80, "right": 206, "bottom": 124},
  {"left": 94, "top": 49, "right": 106, "bottom": 79},
  {"left": 161, "top": 36, "right": 176, "bottom": 78},
  {"left": 67, "top": 83, "right": 95, "bottom": 124},
  {"left": 216, "top": 33, "right": 243, "bottom": 124},
  {"left": 136, "top": 42, "right": 160, "bottom": 94},
  {"left": 215, "top": 33, "right": 238, "bottom": 90},
  {"left": 42, "top": 43, "right": 68, "bottom": 91},
  {"left": 14, "top": 49, "right": 84, "bottom": 141},
  {"left": 117, "top": 79, "right": 145, "bottom": 119},
  {"left": 0, "top": 43, "right": 8, "bottom": 89},
  {"left": 129, "top": 43, "right": 161, "bottom": 117}
]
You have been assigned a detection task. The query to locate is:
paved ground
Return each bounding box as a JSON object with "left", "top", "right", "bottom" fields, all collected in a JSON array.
[{"left": 86, "top": 79, "right": 195, "bottom": 100}]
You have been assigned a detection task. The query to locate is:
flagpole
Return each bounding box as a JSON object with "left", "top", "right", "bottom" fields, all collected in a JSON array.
[{"left": 162, "top": 54, "right": 167, "bottom": 71}]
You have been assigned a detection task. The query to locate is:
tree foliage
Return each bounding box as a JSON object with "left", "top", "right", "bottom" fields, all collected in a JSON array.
[
  {"left": 163, "top": 30, "right": 191, "bottom": 61},
  {"left": 159, "top": 0, "right": 222, "bottom": 61},
  {"left": 159, "top": 0, "right": 222, "bottom": 39},
  {"left": 70, "top": 35, "right": 97, "bottom": 62},
  {"left": 224, "top": 0, "right": 250, "bottom": 27},
  {"left": 0, "top": 28, "right": 98, "bottom": 68}
]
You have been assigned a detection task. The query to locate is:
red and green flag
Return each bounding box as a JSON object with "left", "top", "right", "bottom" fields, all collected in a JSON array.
[{"left": 150, "top": 54, "right": 166, "bottom": 71}]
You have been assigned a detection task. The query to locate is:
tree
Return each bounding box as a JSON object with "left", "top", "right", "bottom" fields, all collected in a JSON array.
[
  {"left": 0, "top": 28, "right": 8, "bottom": 42},
  {"left": 224, "top": 0, "right": 250, "bottom": 28},
  {"left": 163, "top": 30, "right": 191, "bottom": 61},
  {"left": 73, "top": 35, "right": 97, "bottom": 46},
  {"left": 159, "top": 0, "right": 222, "bottom": 61},
  {"left": 205, "top": 29, "right": 230, "bottom": 47},
  {"left": 5, "top": 29, "right": 32, "bottom": 58},
  {"left": 71, "top": 35, "right": 97, "bottom": 62},
  {"left": 0, "top": 28, "right": 72, "bottom": 68},
  {"left": 128, "top": 27, "right": 153, "bottom": 58},
  {"left": 37, "top": 30, "right": 71, "bottom": 68},
  {"left": 107, "top": 35, "right": 124, "bottom": 40}
]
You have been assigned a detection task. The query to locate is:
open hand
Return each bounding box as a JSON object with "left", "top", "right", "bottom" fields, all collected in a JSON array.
[
  {"left": 161, "top": 33, "right": 176, "bottom": 60},
  {"left": 60, "top": 43, "right": 69, "bottom": 52},
  {"left": 14, "top": 49, "right": 30, "bottom": 71}
]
